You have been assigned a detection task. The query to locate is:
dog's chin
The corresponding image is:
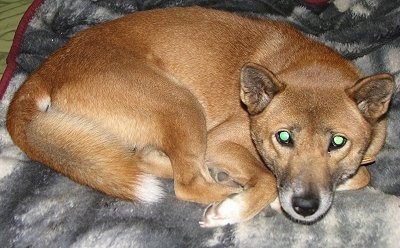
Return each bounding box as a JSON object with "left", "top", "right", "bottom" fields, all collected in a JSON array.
[{"left": 279, "top": 191, "right": 334, "bottom": 224}]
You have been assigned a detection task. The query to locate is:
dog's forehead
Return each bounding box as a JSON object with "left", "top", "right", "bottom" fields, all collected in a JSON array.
[
  {"left": 277, "top": 61, "right": 361, "bottom": 88},
  {"left": 263, "top": 86, "right": 366, "bottom": 131},
  {"left": 277, "top": 86, "right": 352, "bottom": 112}
]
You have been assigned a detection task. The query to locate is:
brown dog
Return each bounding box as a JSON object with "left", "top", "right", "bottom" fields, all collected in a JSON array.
[{"left": 6, "top": 7, "right": 394, "bottom": 227}]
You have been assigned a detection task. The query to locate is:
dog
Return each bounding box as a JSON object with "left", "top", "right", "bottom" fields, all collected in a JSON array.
[{"left": 6, "top": 7, "right": 394, "bottom": 228}]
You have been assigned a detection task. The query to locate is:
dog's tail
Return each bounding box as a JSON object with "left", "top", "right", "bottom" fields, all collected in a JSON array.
[{"left": 6, "top": 76, "right": 164, "bottom": 203}]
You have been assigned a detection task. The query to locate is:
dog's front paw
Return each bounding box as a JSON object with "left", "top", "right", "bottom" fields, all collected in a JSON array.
[{"left": 199, "top": 194, "right": 242, "bottom": 228}]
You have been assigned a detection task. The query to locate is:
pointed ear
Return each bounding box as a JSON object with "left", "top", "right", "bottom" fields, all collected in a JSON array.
[
  {"left": 240, "top": 63, "right": 285, "bottom": 115},
  {"left": 347, "top": 73, "right": 395, "bottom": 121}
]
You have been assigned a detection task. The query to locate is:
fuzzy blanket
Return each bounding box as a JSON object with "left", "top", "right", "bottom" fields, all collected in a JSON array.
[{"left": 1, "top": 0, "right": 400, "bottom": 247}]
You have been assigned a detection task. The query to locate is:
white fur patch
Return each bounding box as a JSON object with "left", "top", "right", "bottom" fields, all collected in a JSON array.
[
  {"left": 270, "top": 197, "right": 282, "bottom": 213},
  {"left": 135, "top": 175, "right": 164, "bottom": 203},
  {"left": 200, "top": 196, "right": 243, "bottom": 228},
  {"left": 36, "top": 96, "right": 51, "bottom": 112}
]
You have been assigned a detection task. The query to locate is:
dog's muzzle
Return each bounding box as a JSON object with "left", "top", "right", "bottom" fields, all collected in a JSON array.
[{"left": 279, "top": 186, "right": 333, "bottom": 223}]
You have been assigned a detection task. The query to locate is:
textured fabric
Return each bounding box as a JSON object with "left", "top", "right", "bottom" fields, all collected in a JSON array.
[{"left": 0, "top": 0, "right": 399, "bottom": 247}]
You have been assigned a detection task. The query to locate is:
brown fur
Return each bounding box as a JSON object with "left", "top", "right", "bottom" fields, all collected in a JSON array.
[{"left": 6, "top": 7, "right": 394, "bottom": 227}]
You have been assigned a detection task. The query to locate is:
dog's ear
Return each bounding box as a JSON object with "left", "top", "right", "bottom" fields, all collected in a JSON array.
[
  {"left": 240, "top": 63, "right": 285, "bottom": 115},
  {"left": 347, "top": 73, "right": 395, "bottom": 121}
]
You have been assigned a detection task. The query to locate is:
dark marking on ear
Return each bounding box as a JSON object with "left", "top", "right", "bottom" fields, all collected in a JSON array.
[
  {"left": 347, "top": 73, "right": 395, "bottom": 121},
  {"left": 240, "top": 63, "right": 285, "bottom": 115}
]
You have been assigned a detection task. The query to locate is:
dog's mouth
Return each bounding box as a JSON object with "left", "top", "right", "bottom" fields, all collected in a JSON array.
[{"left": 278, "top": 188, "right": 334, "bottom": 224}]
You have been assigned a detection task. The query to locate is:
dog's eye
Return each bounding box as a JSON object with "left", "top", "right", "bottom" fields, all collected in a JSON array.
[
  {"left": 276, "top": 130, "right": 293, "bottom": 146},
  {"left": 329, "top": 135, "right": 347, "bottom": 151}
]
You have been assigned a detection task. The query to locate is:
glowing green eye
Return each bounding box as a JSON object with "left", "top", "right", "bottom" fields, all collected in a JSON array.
[
  {"left": 279, "top": 131, "right": 290, "bottom": 142},
  {"left": 333, "top": 136, "right": 345, "bottom": 146},
  {"left": 329, "top": 135, "right": 347, "bottom": 151},
  {"left": 276, "top": 130, "right": 293, "bottom": 146}
]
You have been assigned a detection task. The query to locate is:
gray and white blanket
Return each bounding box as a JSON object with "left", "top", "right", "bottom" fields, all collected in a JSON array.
[{"left": 1, "top": 0, "right": 399, "bottom": 247}]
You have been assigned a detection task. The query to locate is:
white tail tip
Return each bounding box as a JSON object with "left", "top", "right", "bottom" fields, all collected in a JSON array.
[{"left": 135, "top": 175, "right": 165, "bottom": 203}]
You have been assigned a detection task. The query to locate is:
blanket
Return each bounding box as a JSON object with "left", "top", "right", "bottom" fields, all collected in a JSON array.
[{"left": 1, "top": 0, "right": 399, "bottom": 247}]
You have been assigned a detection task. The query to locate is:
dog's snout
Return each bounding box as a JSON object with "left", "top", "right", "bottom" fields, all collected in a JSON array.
[
  {"left": 292, "top": 195, "right": 319, "bottom": 217},
  {"left": 279, "top": 178, "right": 333, "bottom": 222}
]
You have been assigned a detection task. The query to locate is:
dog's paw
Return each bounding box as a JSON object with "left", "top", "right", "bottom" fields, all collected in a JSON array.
[{"left": 199, "top": 194, "right": 242, "bottom": 228}]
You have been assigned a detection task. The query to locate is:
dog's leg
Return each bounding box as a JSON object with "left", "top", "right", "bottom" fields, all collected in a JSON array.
[
  {"left": 336, "top": 166, "right": 371, "bottom": 191},
  {"left": 136, "top": 146, "right": 173, "bottom": 179},
  {"left": 200, "top": 123, "right": 277, "bottom": 227},
  {"left": 201, "top": 141, "right": 277, "bottom": 227},
  {"left": 21, "top": 110, "right": 164, "bottom": 203},
  {"left": 6, "top": 78, "right": 166, "bottom": 203},
  {"left": 129, "top": 87, "right": 245, "bottom": 204},
  {"left": 165, "top": 132, "right": 242, "bottom": 204}
]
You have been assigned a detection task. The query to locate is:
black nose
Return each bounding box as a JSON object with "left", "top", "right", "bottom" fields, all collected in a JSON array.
[{"left": 292, "top": 195, "right": 319, "bottom": 217}]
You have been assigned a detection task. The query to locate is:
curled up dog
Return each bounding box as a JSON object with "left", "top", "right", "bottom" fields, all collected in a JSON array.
[{"left": 6, "top": 7, "right": 395, "bottom": 228}]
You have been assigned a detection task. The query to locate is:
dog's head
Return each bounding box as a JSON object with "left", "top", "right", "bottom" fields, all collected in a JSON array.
[{"left": 240, "top": 63, "right": 395, "bottom": 223}]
